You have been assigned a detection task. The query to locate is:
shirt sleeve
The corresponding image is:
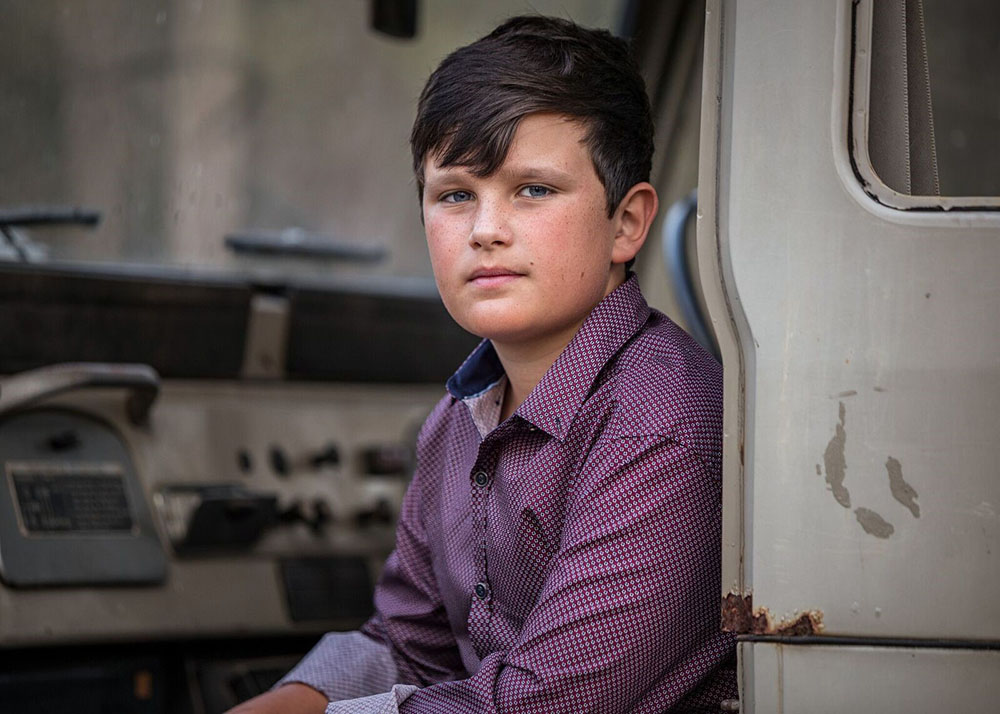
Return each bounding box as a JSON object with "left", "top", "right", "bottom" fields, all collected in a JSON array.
[
  {"left": 276, "top": 630, "right": 402, "bottom": 702},
  {"left": 323, "top": 685, "right": 418, "bottom": 714},
  {"left": 389, "top": 435, "right": 731, "bottom": 713}
]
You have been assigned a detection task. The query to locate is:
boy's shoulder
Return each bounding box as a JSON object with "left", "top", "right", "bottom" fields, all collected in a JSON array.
[
  {"left": 599, "top": 308, "right": 723, "bottom": 473},
  {"left": 416, "top": 298, "right": 723, "bottom": 475}
]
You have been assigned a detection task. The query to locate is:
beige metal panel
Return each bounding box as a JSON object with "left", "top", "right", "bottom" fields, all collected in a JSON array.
[
  {"left": 698, "top": 0, "right": 756, "bottom": 599},
  {"left": 0, "top": 561, "right": 289, "bottom": 645},
  {"left": 742, "top": 641, "right": 1000, "bottom": 714},
  {"left": 703, "top": 0, "right": 1000, "bottom": 640},
  {"left": 0, "top": 381, "right": 442, "bottom": 644},
  {"left": 132, "top": 381, "right": 440, "bottom": 532}
]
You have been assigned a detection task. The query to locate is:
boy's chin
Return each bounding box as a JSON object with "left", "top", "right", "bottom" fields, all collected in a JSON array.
[
  {"left": 461, "top": 319, "right": 583, "bottom": 355},
  {"left": 457, "top": 320, "right": 535, "bottom": 347},
  {"left": 460, "top": 324, "right": 526, "bottom": 345},
  {"left": 448, "top": 308, "right": 528, "bottom": 341}
]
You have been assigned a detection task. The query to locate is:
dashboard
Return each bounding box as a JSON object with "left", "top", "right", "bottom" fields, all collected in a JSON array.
[{"left": 0, "top": 367, "right": 442, "bottom": 712}]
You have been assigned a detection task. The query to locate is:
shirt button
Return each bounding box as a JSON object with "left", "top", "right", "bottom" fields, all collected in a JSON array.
[
  {"left": 473, "top": 470, "right": 490, "bottom": 487},
  {"left": 474, "top": 581, "right": 490, "bottom": 600}
]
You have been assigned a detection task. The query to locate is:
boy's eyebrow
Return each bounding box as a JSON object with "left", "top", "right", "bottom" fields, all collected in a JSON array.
[
  {"left": 422, "top": 164, "right": 576, "bottom": 192},
  {"left": 499, "top": 165, "right": 575, "bottom": 183},
  {"left": 422, "top": 164, "right": 471, "bottom": 190}
]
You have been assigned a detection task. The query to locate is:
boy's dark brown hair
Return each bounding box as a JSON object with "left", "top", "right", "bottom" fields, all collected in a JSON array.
[{"left": 410, "top": 15, "right": 654, "bottom": 218}]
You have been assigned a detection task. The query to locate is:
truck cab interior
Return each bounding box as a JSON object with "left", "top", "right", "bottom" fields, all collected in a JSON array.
[{"left": 2, "top": 1, "right": 998, "bottom": 712}]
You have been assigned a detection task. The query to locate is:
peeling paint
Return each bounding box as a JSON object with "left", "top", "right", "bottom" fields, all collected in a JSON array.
[
  {"left": 721, "top": 592, "right": 754, "bottom": 633},
  {"left": 855, "top": 507, "right": 894, "bottom": 538},
  {"left": 758, "top": 608, "right": 825, "bottom": 636},
  {"left": 836, "top": 389, "right": 858, "bottom": 398},
  {"left": 722, "top": 592, "right": 825, "bottom": 636},
  {"left": 886, "top": 456, "right": 919, "bottom": 517},
  {"left": 822, "top": 401, "right": 851, "bottom": 508}
]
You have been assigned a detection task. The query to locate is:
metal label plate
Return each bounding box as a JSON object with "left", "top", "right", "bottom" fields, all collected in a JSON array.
[{"left": 9, "top": 465, "right": 134, "bottom": 535}]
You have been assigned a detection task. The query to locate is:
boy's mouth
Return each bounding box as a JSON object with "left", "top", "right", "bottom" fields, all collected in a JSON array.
[{"left": 468, "top": 267, "right": 525, "bottom": 287}]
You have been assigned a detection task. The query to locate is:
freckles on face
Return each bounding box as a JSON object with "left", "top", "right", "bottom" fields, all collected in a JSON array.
[
  {"left": 419, "top": 113, "right": 621, "bottom": 348},
  {"left": 423, "top": 215, "right": 462, "bottom": 298}
]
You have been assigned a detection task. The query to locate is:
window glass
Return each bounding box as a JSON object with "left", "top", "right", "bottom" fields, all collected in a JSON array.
[
  {"left": 922, "top": 0, "right": 1000, "bottom": 197},
  {"left": 865, "top": 0, "right": 1000, "bottom": 200},
  {"left": 0, "top": 0, "right": 624, "bottom": 281}
]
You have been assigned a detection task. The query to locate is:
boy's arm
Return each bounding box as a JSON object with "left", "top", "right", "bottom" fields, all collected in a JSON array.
[
  {"left": 321, "top": 434, "right": 733, "bottom": 713},
  {"left": 225, "top": 630, "right": 405, "bottom": 713},
  {"left": 225, "top": 682, "right": 328, "bottom": 713}
]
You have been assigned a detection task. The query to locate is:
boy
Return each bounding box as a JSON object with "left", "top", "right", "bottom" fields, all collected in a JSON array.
[{"left": 234, "top": 15, "right": 735, "bottom": 714}]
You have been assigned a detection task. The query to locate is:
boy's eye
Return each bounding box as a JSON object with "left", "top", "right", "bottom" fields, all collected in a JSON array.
[
  {"left": 442, "top": 190, "right": 473, "bottom": 204},
  {"left": 519, "top": 185, "right": 551, "bottom": 198}
]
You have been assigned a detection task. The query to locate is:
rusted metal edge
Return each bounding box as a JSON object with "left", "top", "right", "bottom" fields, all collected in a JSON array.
[{"left": 722, "top": 592, "right": 825, "bottom": 636}]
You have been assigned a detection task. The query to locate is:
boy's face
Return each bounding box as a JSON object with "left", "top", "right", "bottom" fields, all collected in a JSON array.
[{"left": 422, "top": 113, "right": 631, "bottom": 356}]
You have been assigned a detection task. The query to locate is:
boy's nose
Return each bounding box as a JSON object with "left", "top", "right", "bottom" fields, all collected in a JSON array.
[{"left": 468, "top": 201, "right": 512, "bottom": 249}]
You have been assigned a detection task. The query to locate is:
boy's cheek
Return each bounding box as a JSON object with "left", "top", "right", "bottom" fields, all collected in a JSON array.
[
  {"left": 425, "top": 228, "right": 469, "bottom": 275},
  {"left": 424, "top": 213, "right": 459, "bottom": 252},
  {"left": 425, "top": 238, "right": 459, "bottom": 275}
]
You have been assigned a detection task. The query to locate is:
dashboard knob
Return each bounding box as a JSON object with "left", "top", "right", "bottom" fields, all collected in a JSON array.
[
  {"left": 46, "top": 429, "right": 80, "bottom": 451},
  {"left": 269, "top": 446, "right": 289, "bottom": 476},
  {"left": 310, "top": 444, "right": 341, "bottom": 469}
]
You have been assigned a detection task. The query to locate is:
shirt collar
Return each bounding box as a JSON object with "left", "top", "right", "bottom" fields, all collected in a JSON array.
[
  {"left": 517, "top": 275, "right": 650, "bottom": 440},
  {"left": 445, "top": 274, "right": 650, "bottom": 441},
  {"left": 446, "top": 338, "right": 505, "bottom": 400},
  {"left": 455, "top": 375, "right": 505, "bottom": 439}
]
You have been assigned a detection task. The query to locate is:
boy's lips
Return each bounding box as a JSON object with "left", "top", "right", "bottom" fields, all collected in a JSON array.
[{"left": 467, "top": 267, "right": 525, "bottom": 286}]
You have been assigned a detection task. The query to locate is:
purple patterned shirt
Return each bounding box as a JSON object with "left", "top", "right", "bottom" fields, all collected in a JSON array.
[{"left": 283, "top": 276, "right": 736, "bottom": 712}]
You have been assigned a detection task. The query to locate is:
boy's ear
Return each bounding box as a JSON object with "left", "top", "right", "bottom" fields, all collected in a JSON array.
[{"left": 611, "top": 182, "right": 659, "bottom": 265}]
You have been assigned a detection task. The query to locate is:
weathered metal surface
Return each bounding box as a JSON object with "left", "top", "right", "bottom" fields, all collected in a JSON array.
[
  {"left": 721, "top": 592, "right": 754, "bottom": 633},
  {"left": 742, "top": 641, "right": 1000, "bottom": 714},
  {"left": 886, "top": 456, "right": 919, "bottom": 518},
  {"left": 854, "top": 507, "right": 894, "bottom": 539},
  {"left": 697, "top": 0, "right": 754, "bottom": 602},
  {"left": 722, "top": 593, "right": 824, "bottom": 636},
  {"left": 822, "top": 402, "right": 851, "bottom": 508},
  {"left": 705, "top": 0, "right": 1000, "bottom": 641}
]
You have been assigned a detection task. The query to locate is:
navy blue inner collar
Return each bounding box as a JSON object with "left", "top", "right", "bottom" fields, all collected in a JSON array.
[{"left": 446, "top": 339, "right": 505, "bottom": 399}]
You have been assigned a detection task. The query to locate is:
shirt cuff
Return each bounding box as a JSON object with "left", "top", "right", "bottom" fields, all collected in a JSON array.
[
  {"left": 324, "top": 685, "right": 419, "bottom": 714},
  {"left": 277, "top": 631, "right": 401, "bottom": 701}
]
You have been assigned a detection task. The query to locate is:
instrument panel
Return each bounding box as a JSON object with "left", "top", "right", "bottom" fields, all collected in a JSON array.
[{"left": 0, "top": 374, "right": 442, "bottom": 712}]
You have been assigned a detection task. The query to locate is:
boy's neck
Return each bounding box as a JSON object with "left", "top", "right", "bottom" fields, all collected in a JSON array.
[
  {"left": 494, "top": 331, "right": 577, "bottom": 423},
  {"left": 492, "top": 270, "right": 628, "bottom": 423}
]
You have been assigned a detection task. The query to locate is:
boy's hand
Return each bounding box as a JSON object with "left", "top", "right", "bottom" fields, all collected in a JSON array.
[{"left": 224, "top": 682, "right": 328, "bottom": 714}]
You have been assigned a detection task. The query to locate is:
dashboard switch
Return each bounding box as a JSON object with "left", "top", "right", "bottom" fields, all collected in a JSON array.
[
  {"left": 237, "top": 449, "right": 253, "bottom": 474},
  {"left": 47, "top": 429, "right": 81, "bottom": 452},
  {"left": 310, "top": 444, "right": 341, "bottom": 469},
  {"left": 269, "top": 446, "right": 289, "bottom": 476}
]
